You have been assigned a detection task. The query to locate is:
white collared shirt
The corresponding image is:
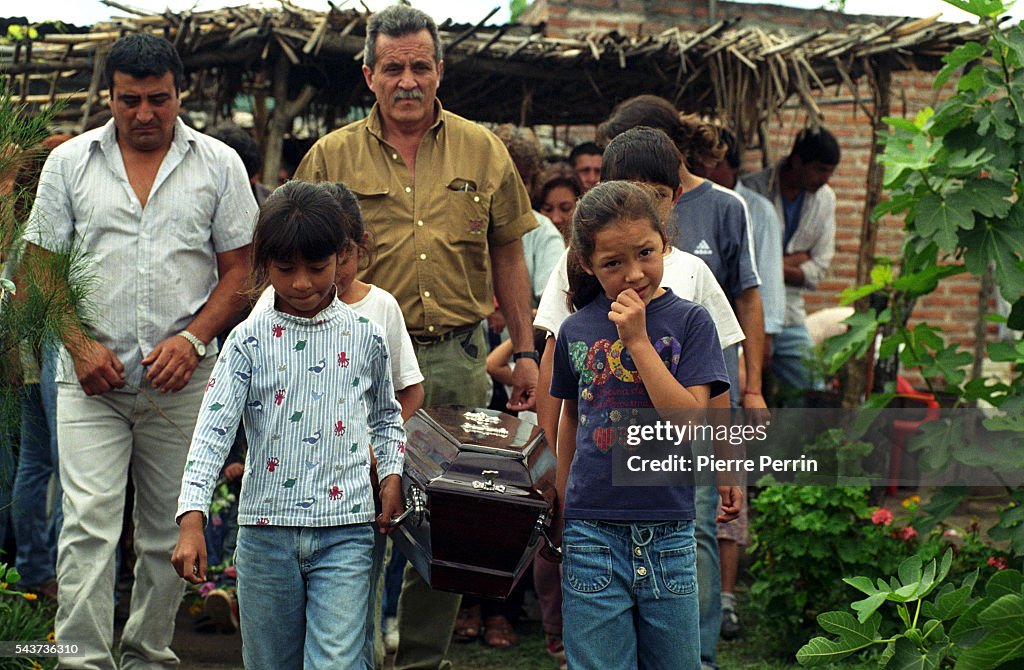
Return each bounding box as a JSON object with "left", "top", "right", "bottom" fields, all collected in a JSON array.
[{"left": 25, "top": 118, "right": 256, "bottom": 386}]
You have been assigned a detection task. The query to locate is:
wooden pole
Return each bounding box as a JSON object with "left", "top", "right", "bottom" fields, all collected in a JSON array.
[
  {"left": 841, "top": 57, "right": 890, "bottom": 408},
  {"left": 262, "top": 52, "right": 317, "bottom": 188},
  {"left": 262, "top": 55, "right": 289, "bottom": 190}
]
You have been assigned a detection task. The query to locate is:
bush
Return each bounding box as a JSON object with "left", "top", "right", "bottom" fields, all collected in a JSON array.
[{"left": 748, "top": 485, "right": 916, "bottom": 655}]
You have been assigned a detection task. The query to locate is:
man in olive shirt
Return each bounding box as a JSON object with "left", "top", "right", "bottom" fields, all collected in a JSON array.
[{"left": 295, "top": 6, "right": 538, "bottom": 669}]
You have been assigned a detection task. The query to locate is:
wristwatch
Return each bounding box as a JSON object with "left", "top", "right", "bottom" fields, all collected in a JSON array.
[
  {"left": 178, "top": 330, "right": 206, "bottom": 357},
  {"left": 511, "top": 350, "right": 540, "bottom": 364}
]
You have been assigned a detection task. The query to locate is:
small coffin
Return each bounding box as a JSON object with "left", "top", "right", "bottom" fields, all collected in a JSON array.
[{"left": 391, "top": 407, "right": 555, "bottom": 600}]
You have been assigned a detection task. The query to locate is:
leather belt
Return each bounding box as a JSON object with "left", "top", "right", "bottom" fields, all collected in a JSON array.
[{"left": 410, "top": 322, "right": 479, "bottom": 346}]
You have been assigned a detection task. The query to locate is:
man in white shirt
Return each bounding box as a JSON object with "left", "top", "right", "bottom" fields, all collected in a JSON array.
[
  {"left": 25, "top": 33, "right": 255, "bottom": 669},
  {"left": 744, "top": 127, "right": 839, "bottom": 396}
]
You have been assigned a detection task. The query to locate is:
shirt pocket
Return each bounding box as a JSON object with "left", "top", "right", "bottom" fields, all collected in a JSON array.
[
  {"left": 346, "top": 182, "right": 389, "bottom": 224},
  {"left": 166, "top": 186, "right": 217, "bottom": 247},
  {"left": 445, "top": 182, "right": 491, "bottom": 249}
]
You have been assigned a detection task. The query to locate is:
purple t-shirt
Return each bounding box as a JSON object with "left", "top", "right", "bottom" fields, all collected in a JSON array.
[{"left": 551, "top": 289, "right": 729, "bottom": 521}]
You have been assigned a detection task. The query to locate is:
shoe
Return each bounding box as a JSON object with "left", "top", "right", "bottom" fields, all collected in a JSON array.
[
  {"left": 383, "top": 616, "right": 400, "bottom": 654},
  {"left": 721, "top": 604, "right": 741, "bottom": 639},
  {"left": 545, "top": 633, "right": 566, "bottom": 664},
  {"left": 202, "top": 589, "right": 239, "bottom": 634}
]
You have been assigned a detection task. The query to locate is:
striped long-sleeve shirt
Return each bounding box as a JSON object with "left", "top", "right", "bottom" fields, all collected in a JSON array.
[{"left": 176, "top": 296, "right": 406, "bottom": 527}]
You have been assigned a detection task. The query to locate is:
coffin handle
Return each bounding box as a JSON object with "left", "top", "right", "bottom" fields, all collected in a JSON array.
[
  {"left": 389, "top": 485, "right": 427, "bottom": 528},
  {"left": 533, "top": 512, "right": 563, "bottom": 563}
]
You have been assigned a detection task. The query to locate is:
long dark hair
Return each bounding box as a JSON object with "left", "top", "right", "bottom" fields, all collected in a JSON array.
[
  {"left": 249, "top": 181, "right": 354, "bottom": 294},
  {"left": 566, "top": 180, "right": 666, "bottom": 311},
  {"left": 597, "top": 95, "right": 723, "bottom": 174}
]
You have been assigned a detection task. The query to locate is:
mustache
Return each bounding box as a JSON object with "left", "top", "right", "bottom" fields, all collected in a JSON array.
[{"left": 393, "top": 89, "right": 424, "bottom": 103}]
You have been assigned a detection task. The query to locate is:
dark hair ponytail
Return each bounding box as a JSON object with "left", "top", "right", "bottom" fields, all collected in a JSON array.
[{"left": 566, "top": 180, "right": 666, "bottom": 311}]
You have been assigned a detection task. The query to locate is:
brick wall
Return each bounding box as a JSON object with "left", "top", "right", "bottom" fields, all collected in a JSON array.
[{"left": 521, "top": 0, "right": 995, "bottom": 355}]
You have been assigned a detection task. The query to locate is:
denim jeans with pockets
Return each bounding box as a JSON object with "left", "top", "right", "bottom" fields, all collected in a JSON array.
[
  {"left": 562, "top": 519, "right": 700, "bottom": 670},
  {"left": 236, "top": 523, "right": 375, "bottom": 670}
]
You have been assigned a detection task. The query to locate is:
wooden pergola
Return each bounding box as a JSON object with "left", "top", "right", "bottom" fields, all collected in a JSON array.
[{"left": 2, "top": 1, "right": 986, "bottom": 160}]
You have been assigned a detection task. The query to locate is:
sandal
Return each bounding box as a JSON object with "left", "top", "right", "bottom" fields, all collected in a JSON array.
[
  {"left": 483, "top": 615, "right": 518, "bottom": 649},
  {"left": 453, "top": 605, "right": 481, "bottom": 642}
]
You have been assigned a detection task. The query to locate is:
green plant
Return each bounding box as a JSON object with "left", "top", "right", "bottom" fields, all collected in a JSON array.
[
  {"left": 748, "top": 485, "right": 914, "bottom": 655},
  {"left": 822, "top": 0, "right": 1024, "bottom": 405},
  {"left": 0, "top": 562, "right": 56, "bottom": 670},
  {"left": 815, "top": 0, "right": 1024, "bottom": 574},
  {"left": 797, "top": 549, "right": 1024, "bottom": 669}
]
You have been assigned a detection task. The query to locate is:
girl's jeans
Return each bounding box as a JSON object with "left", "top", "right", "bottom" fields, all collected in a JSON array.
[
  {"left": 236, "top": 523, "right": 374, "bottom": 670},
  {"left": 562, "top": 519, "right": 700, "bottom": 670}
]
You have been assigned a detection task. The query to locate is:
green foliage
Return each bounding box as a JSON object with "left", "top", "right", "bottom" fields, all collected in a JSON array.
[
  {"left": 0, "top": 84, "right": 97, "bottom": 660},
  {"left": 748, "top": 485, "right": 914, "bottom": 655},
  {"left": 798, "top": 550, "right": 1024, "bottom": 669},
  {"left": 823, "top": 0, "right": 1024, "bottom": 402},
  {"left": 509, "top": 0, "right": 527, "bottom": 22},
  {"left": 750, "top": 468, "right": 1012, "bottom": 659},
  {"left": 0, "top": 562, "right": 56, "bottom": 669}
]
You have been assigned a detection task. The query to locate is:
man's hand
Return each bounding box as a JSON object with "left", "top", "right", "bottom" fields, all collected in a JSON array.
[
  {"left": 70, "top": 338, "right": 126, "bottom": 396},
  {"left": 743, "top": 391, "right": 771, "bottom": 428},
  {"left": 784, "top": 251, "right": 810, "bottom": 267},
  {"left": 507, "top": 357, "right": 538, "bottom": 412},
  {"left": 223, "top": 462, "right": 244, "bottom": 482},
  {"left": 171, "top": 511, "right": 207, "bottom": 583},
  {"left": 609, "top": 289, "right": 648, "bottom": 349},
  {"left": 377, "top": 474, "right": 403, "bottom": 534},
  {"left": 716, "top": 485, "right": 744, "bottom": 523},
  {"left": 487, "top": 309, "right": 506, "bottom": 335},
  {"left": 142, "top": 334, "right": 200, "bottom": 393}
]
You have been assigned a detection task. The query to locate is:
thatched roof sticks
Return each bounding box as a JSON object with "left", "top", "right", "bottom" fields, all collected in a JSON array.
[
  {"left": 445, "top": 7, "right": 500, "bottom": 53},
  {"left": 473, "top": 25, "right": 509, "bottom": 55},
  {"left": 728, "top": 45, "right": 758, "bottom": 72},
  {"left": 100, "top": 0, "right": 149, "bottom": 17},
  {"left": 274, "top": 32, "right": 301, "bottom": 65},
  {"left": 506, "top": 33, "right": 540, "bottom": 59},
  {"left": 760, "top": 28, "right": 828, "bottom": 57}
]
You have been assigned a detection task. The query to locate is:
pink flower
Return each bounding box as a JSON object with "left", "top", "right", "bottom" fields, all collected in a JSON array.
[
  {"left": 871, "top": 508, "right": 894, "bottom": 526},
  {"left": 199, "top": 581, "right": 217, "bottom": 598},
  {"left": 988, "top": 556, "right": 1008, "bottom": 570},
  {"left": 894, "top": 526, "right": 917, "bottom": 541},
  {"left": 223, "top": 566, "right": 237, "bottom": 579}
]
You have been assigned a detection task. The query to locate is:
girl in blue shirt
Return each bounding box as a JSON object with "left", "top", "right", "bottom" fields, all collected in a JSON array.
[
  {"left": 172, "top": 180, "right": 406, "bottom": 670},
  {"left": 550, "top": 180, "right": 736, "bottom": 670}
]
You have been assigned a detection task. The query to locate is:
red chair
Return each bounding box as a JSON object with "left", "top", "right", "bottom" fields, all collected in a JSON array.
[{"left": 887, "top": 377, "right": 941, "bottom": 496}]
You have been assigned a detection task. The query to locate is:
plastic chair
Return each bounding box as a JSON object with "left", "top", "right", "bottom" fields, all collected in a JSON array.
[{"left": 887, "top": 378, "right": 941, "bottom": 495}]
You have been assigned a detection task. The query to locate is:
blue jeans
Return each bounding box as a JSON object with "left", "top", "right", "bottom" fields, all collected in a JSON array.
[
  {"left": 11, "top": 349, "right": 61, "bottom": 587},
  {"left": 382, "top": 540, "right": 407, "bottom": 619},
  {"left": 695, "top": 486, "right": 721, "bottom": 668},
  {"left": 561, "top": 519, "right": 700, "bottom": 670},
  {"left": 362, "top": 526, "right": 387, "bottom": 670},
  {"left": 771, "top": 323, "right": 819, "bottom": 392},
  {"left": 236, "top": 524, "right": 374, "bottom": 670}
]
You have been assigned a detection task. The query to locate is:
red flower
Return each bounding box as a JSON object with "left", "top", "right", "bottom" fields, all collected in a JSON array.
[
  {"left": 894, "top": 526, "right": 917, "bottom": 541},
  {"left": 871, "top": 508, "right": 894, "bottom": 526},
  {"left": 988, "top": 556, "right": 1008, "bottom": 570}
]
